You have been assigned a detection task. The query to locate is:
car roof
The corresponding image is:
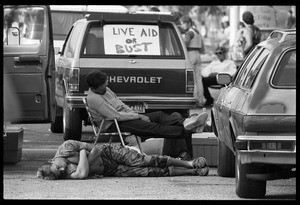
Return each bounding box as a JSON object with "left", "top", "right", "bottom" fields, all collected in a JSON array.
[
  {"left": 50, "top": 5, "right": 129, "bottom": 13},
  {"left": 259, "top": 29, "right": 296, "bottom": 51},
  {"left": 87, "top": 12, "right": 175, "bottom": 23}
]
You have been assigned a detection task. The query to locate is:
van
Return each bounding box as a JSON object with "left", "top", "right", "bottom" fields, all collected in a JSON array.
[
  {"left": 3, "top": 5, "right": 127, "bottom": 125},
  {"left": 4, "top": 5, "right": 55, "bottom": 123}
]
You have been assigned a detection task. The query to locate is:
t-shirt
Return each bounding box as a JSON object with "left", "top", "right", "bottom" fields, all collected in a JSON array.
[
  {"left": 87, "top": 87, "right": 139, "bottom": 131},
  {"left": 201, "top": 59, "right": 237, "bottom": 78},
  {"left": 52, "top": 140, "right": 95, "bottom": 160}
]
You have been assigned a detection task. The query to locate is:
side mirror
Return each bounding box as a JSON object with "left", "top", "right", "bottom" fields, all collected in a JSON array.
[{"left": 216, "top": 73, "right": 231, "bottom": 86}]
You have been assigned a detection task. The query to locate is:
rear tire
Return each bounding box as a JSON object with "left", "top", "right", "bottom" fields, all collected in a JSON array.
[
  {"left": 50, "top": 115, "right": 63, "bottom": 133},
  {"left": 235, "top": 153, "right": 266, "bottom": 198},
  {"left": 63, "top": 100, "right": 82, "bottom": 141},
  {"left": 217, "top": 139, "right": 235, "bottom": 177}
]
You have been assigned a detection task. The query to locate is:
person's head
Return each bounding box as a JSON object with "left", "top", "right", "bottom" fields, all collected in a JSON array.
[
  {"left": 214, "top": 46, "right": 228, "bottom": 62},
  {"left": 172, "top": 11, "right": 183, "bottom": 26},
  {"left": 86, "top": 71, "right": 108, "bottom": 94},
  {"left": 179, "top": 15, "right": 192, "bottom": 31},
  {"left": 37, "top": 158, "right": 68, "bottom": 180},
  {"left": 238, "top": 21, "right": 245, "bottom": 29},
  {"left": 149, "top": 7, "right": 160, "bottom": 12},
  {"left": 288, "top": 10, "right": 293, "bottom": 15},
  {"left": 242, "top": 11, "right": 254, "bottom": 25}
]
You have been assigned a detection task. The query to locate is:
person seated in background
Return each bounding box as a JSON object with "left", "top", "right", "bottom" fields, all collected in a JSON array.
[
  {"left": 37, "top": 140, "right": 209, "bottom": 180},
  {"left": 201, "top": 46, "right": 237, "bottom": 106}
]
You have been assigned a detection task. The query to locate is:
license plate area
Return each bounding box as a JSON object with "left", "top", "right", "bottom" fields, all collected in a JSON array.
[{"left": 126, "top": 102, "right": 146, "bottom": 113}]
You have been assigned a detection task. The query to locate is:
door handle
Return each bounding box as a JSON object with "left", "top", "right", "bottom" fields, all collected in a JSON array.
[{"left": 14, "top": 55, "right": 41, "bottom": 63}]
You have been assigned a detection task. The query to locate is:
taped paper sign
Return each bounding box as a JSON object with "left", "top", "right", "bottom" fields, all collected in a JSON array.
[{"left": 104, "top": 25, "right": 160, "bottom": 55}]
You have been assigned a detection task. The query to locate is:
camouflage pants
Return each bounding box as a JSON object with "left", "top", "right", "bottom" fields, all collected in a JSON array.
[{"left": 101, "top": 144, "right": 174, "bottom": 177}]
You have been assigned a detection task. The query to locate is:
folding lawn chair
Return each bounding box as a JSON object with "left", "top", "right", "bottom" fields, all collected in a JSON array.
[{"left": 82, "top": 98, "right": 143, "bottom": 153}]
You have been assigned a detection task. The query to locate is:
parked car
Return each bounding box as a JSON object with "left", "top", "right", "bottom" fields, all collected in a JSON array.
[
  {"left": 51, "top": 11, "right": 196, "bottom": 140},
  {"left": 211, "top": 29, "right": 296, "bottom": 198}
]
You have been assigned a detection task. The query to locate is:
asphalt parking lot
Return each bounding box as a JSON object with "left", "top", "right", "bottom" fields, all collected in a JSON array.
[{"left": 3, "top": 120, "right": 296, "bottom": 200}]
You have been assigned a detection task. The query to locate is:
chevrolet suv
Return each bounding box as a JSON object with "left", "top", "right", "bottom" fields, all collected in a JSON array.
[{"left": 51, "top": 11, "right": 195, "bottom": 140}]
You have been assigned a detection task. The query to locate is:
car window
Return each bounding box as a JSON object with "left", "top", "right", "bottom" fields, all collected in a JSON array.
[
  {"left": 64, "top": 22, "right": 84, "bottom": 58},
  {"left": 234, "top": 46, "right": 262, "bottom": 87},
  {"left": 242, "top": 49, "right": 269, "bottom": 89},
  {"left": 4, "top": 6, "right": 45, "bottom": 45},
  {"left": 272, "top": 49, "right": 296, "bottom": 87},
  {"left": 80, "top": 22, "right": 183, "bottom": 58}
]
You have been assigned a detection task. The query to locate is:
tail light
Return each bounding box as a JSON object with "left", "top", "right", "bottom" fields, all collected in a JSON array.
[
  {"left": 68, "top": 68, "right": 79, "bottom": 91},
  {"left": 186, "top": 70, "right": 194, "bottom": 93}
]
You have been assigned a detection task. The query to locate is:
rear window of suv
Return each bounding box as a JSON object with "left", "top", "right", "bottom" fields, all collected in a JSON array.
[{"left": 80, "top": 22, "right": 183, "bottom": 58}]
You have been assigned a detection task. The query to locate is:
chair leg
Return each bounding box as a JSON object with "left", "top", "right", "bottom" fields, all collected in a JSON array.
[
  {"left": 94, "top": 120, "right": 105, "bottom": 146},
  {"left": 114, "top": 119, "right": 126, "bottom": 147},
  {"left": 135, "top": 135, "right": 143, "bottom": 154}
]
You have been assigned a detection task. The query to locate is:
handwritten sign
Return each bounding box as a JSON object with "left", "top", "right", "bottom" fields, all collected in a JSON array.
[{"left": 104, "top": 25, "right": 160, "bottom": 55}]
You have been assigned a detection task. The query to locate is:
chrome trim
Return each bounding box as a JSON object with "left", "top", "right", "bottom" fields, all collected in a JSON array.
[
  {"left": 237, "top": 135, "right": 295, "bottom": 141},
  {"left": 65, "top": 95, "right": 196, "bottom": 109}
]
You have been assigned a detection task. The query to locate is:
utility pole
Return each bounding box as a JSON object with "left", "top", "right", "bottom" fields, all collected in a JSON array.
[{"left": 229, "top": 6, "right": 240, "bottom": 47}]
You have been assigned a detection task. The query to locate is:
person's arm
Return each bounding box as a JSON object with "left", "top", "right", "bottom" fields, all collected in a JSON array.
[
  {"left": 98, "top": 102, "right": 141, "bottom": 121},
  {"left": 243, "top": 28, "right": 253, "bottom": 55},
  {"left": 69, "top": 149, "right": 89, "bottom": 179},
  {"left": 183, "top": 30, "right": 194, "bottom": 46},
  {"left": 87, "top": 146, "right": 102, "bottom": 165}
]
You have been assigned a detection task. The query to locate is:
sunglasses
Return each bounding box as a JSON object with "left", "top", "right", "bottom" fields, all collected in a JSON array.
[{"left": 215, "top": 51, "right": 223, "bottom": 55}]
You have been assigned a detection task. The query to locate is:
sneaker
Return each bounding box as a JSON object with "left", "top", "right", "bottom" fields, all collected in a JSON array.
[
  {"left": 192, "top": 157, "right": 207, "bottom": 169},
  {"left": 195, "top": 166, "right": 209, "bottom": 176},
  {"left": 183, "top": 112, "right": 208, "bottom": 131}
]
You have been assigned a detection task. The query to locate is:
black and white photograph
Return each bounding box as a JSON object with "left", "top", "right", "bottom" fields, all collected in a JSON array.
[{"left": 3, "top": 5, "right": 296, "bottom": 200}]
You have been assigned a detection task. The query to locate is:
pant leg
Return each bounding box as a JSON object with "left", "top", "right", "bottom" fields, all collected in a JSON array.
[
  {"left": 162, "top": 139, "right": 189, "bottom": 158},
  {"left": 113, "top": 165, "right": 171, "bottom": 177},
  {"left": 202, "top": 74, "right": 218, "bottom": 102},
  {"left": 110, "top": 118, "right": 185, "bottom": 139},
  {"left": 188, "top": 50, "right": 205, "bottom": 103},
  {"left": 108, "top": 144, "right": 170, "bottom": 168},
  {"left": 144, "top": 111, "right": 185, "bottom": 126}
]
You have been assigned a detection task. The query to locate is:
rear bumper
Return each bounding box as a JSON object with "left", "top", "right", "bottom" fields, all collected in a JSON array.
[
  {"left": 65, "top": 95, "right": 196, "bottom": 110},
  {"left": 237, "top": 150, "right": 296, "bottom": 165},
  {"left": 236, "top": 135, "right": 296, "bottom": 166}
]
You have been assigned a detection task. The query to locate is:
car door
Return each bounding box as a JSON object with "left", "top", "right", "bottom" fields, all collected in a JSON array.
[
  {"left": 3, "top": 5, "right": 55, "bottom": 123},
  {"left": 219, "top": 47, "right": 265, "bottom": 151}
]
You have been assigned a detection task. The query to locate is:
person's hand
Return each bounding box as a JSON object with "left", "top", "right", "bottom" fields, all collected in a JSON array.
[
  {"left": 66, "top": 163, "right": 78, "bottom": 176},
  {"left": 138, "top": 114, "right": 151, "bottom": 122}
]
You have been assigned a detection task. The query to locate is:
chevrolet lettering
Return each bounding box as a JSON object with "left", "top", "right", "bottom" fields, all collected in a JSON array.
[{"left": 109, "top": 76, "right": 162, "bottom": 84}]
